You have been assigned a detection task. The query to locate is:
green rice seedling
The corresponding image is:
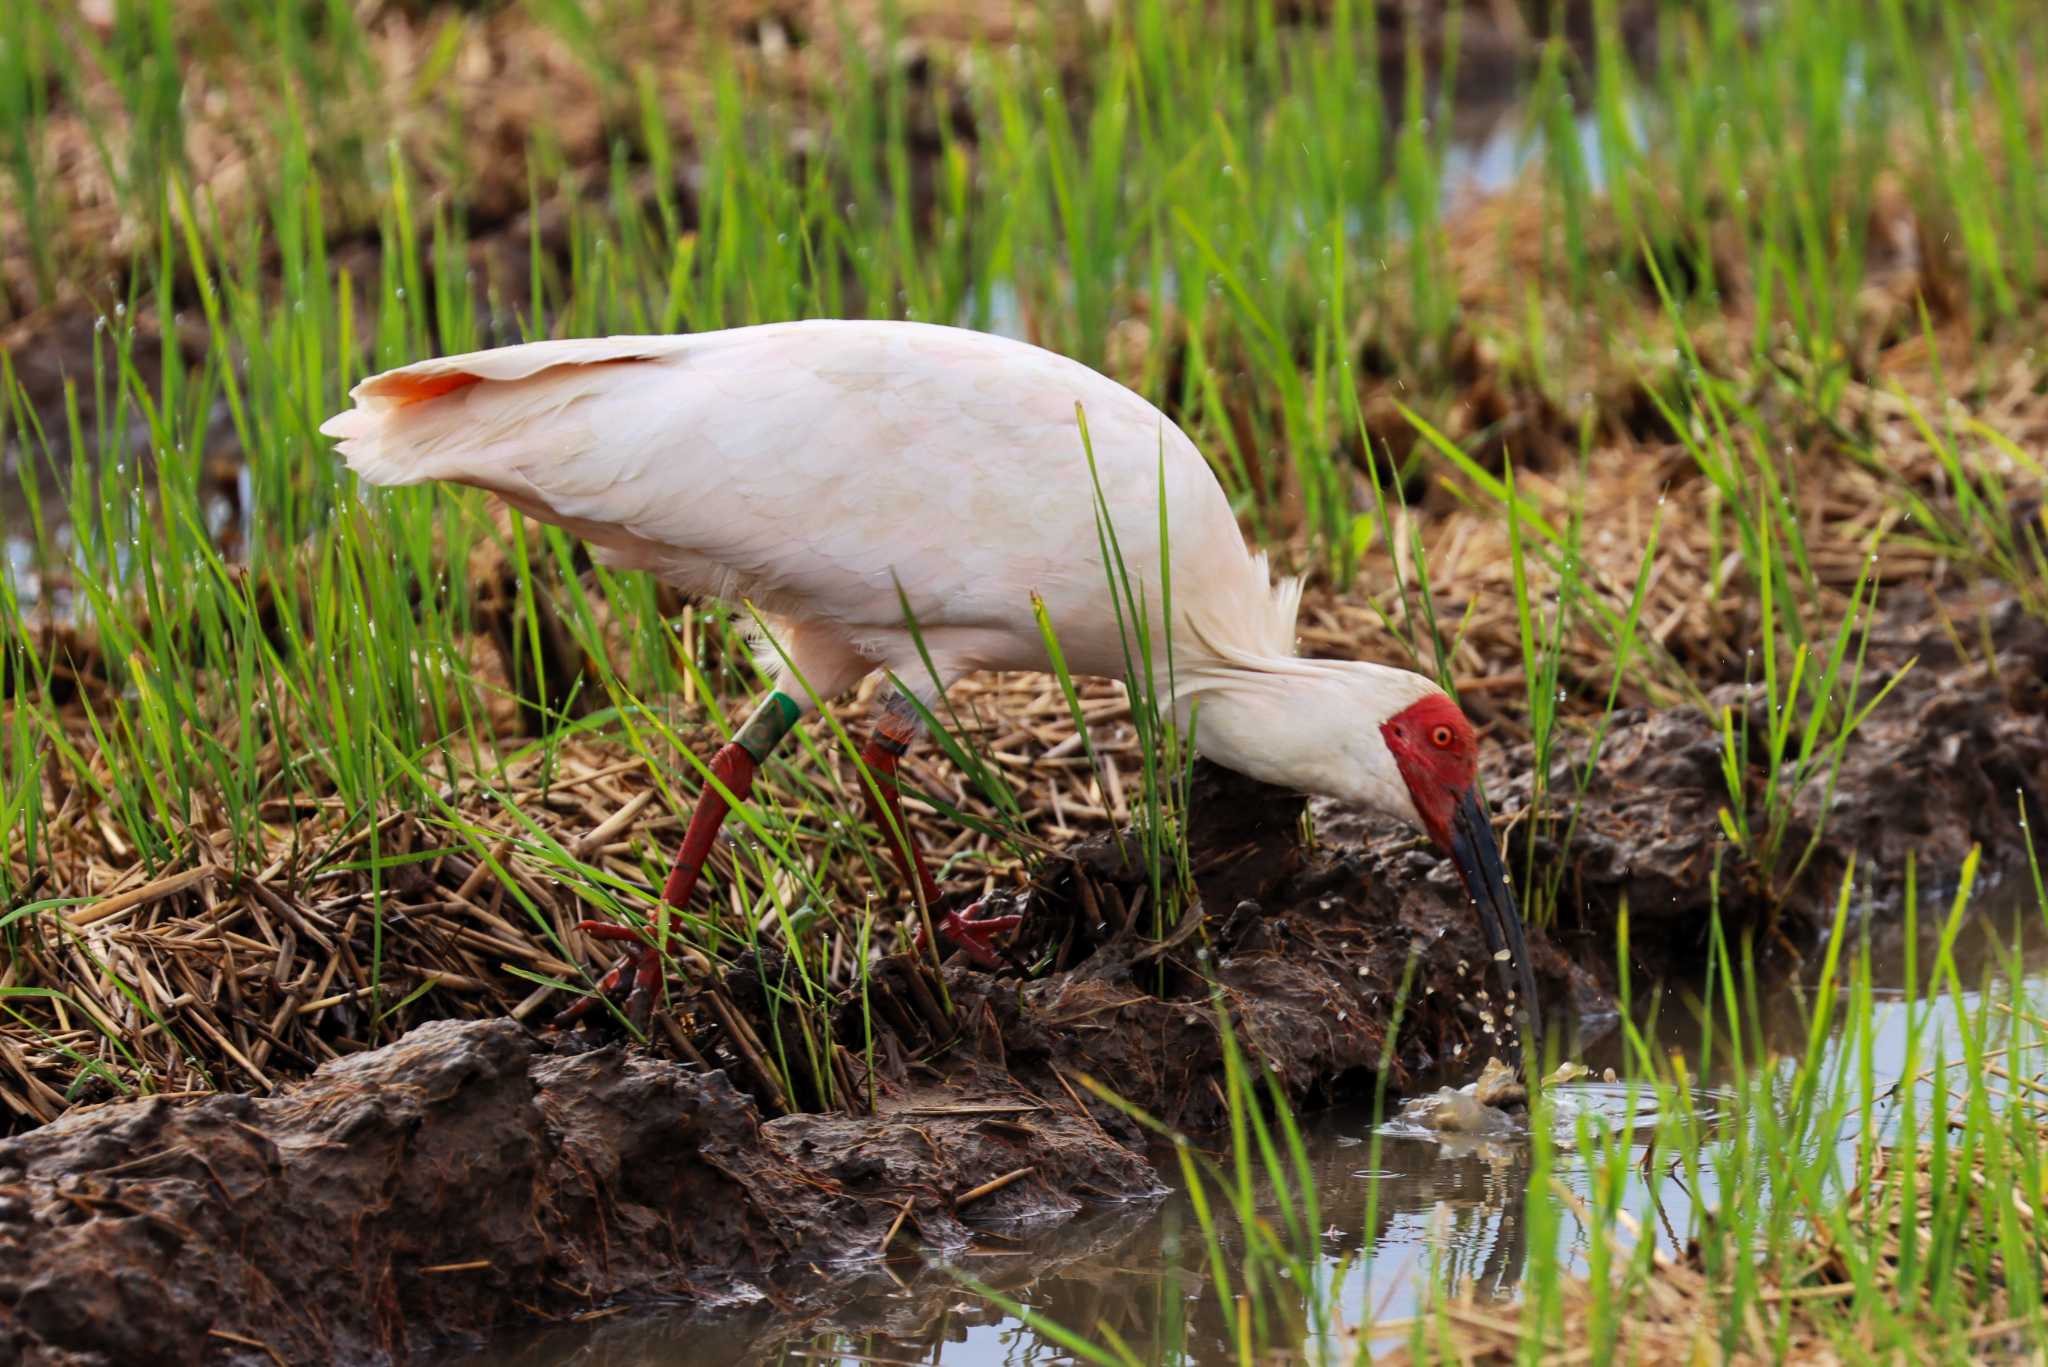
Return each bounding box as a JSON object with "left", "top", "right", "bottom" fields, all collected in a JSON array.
[
  {"left": 0, "top": 3, "right": 62, "bottom": 307},
  {"left": 1708, "top": 512, "right": 1909, "bottom": 890},
  {"left": 1529, "top": 504, "right": 1664, "bottom": 925},
  {"left": 1872, "top": 309, "right": 2048, "bottom": 622},
  {"left": 1381, "top": 841, "right": 2048, "bottom": 1361},
  {"left": 1529, "top": 37, "right": 1591, "bottom": 317},
  {"left": 1006, "top": 818, "right": 2048, "bottom": 1362},
  {"left": 1074, "top": 406, "right": 1199, "bottom": 928},
  {"left": 1070, "top": 994, "right": 1342, "bottom": 1364},
  {"left": 1626, "top": 241, "right": 1925, "bottom": 896}
]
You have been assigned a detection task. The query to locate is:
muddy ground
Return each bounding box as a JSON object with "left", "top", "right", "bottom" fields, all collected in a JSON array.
[
  {"left": 0, "top": 1019, "right": 1157, "bottom": 1367},
  {"left": 1509, "top": 582, "right": 2048, "bottom": 978},
  {"left": 2, "top": 582, "right": 2042, "bottom": 1364}
]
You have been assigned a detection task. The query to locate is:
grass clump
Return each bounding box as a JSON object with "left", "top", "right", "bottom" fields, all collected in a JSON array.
[
  {"left": 0, "top": 0, "right": 2039, "bottom": 1092},
  {"left": 1381, "top": 849, "right": 2048, "bottom": 1363}
]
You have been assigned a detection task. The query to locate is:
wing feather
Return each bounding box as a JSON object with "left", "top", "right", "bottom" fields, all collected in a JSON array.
[{"left": 321, "top": 320, "right": 1292, "bottom": 677}]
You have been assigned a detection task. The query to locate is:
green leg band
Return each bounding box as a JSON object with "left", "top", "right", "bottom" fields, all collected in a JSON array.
[{"left": 734, "top": 690, "right": 802, "bottom": 764}]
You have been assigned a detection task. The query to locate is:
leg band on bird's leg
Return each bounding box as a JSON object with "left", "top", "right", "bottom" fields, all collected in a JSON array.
[{"left": 733, "top": 689, "right": 802, "bottom": 765}]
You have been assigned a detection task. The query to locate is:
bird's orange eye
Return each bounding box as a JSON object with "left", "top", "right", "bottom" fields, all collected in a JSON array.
[{"left": 1430, "top": 725, "right": 1454, "bottom": 749}]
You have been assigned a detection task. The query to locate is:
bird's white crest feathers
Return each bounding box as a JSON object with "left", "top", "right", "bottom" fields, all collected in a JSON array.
[{"left": 1170, "top": 549, "right": 1306, "bottom": 695}]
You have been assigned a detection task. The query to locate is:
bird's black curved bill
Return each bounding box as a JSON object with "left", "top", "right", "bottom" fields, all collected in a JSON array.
[{"left": 1449, "top": 787, "right": 1543, "bottom": 1058}]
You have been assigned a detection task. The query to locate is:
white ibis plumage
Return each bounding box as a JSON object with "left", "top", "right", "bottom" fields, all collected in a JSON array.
[{"left": 321, "top": 320, "right": 1539, "bottom": 1039}]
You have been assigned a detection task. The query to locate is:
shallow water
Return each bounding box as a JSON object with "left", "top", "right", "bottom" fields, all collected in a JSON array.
[{"left": 445, "top": 897, "right": 2048, "bottom": 1366}]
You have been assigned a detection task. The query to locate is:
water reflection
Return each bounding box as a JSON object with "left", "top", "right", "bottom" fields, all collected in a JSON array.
[{"left": 442, "top": 1113, "right": 1542, "bottom": 1366}]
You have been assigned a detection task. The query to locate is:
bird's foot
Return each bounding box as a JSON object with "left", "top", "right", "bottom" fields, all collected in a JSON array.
[
  {"left": 917, "top": 902, "right": 1024, "bottom": 969},
  {"left": 554, "top": 921, "right": 663, "bottom": 1032}
]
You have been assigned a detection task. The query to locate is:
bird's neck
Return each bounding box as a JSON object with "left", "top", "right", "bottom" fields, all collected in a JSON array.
[
  {"left": 1172, "top": 655, "right": 1438, "bottom": 812},
  {"left": 1174, "top": 656, "right": 1353, "bottom": 796}
]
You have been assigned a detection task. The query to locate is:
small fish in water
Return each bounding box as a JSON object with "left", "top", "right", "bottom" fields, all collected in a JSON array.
[
  {"left": 1470, "top": 1055, "right": 1526, "bottom": 1108},
  {"left": 1393, "top": 1056, "right": 1525, "bottom": 1136},
  {"left": 1399, "top": 1087, "right": 1516, "bottom": 1136}
]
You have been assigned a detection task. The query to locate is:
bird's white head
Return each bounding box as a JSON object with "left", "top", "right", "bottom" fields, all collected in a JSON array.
[{"left": 1191, "top": 658, "right": 1542, "bottom": 1042}]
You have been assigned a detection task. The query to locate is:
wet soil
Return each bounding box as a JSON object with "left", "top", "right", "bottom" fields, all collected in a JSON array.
[
  {"left": 0, "top": 807, "right": 1585, "bottom": 1366},
  {"left": 0, "top": 1018, "right": 1158, "bottom": 1367},
  {"left": 5, "top": 583, "right": 2042, "bottom": 1363},
  {"left": 931, "top": 762, "right": 1601, "bottom": 1136},
  {"left": 1502, "top": 583, "right": 2048, "bottom": 981}
]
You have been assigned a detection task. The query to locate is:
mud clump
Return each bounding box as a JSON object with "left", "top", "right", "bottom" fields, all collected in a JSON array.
[
  {"left": 1504, "top": 584, "right": 2048, "bottom": 978},
  {"left": 0, "top": 1020, "right": 1157, "bottom": 1366},
  {"left": 922, "top": 762, "right": 1607, "bottom": 1136},
  {"left": 1395, "top": 1088, "right": 1517, "bottom": 1137},
  {"left": 0, "top": 762, "right": 1605, "bottom": 1365}
]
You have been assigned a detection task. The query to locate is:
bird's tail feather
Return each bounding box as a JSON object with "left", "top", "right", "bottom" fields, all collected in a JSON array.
[
  {"left": 1260, "top": 559, "right": 1305, "bottom": 656},
  {"left": 319, "top": 335, "right": 692, "bottom": 487}
]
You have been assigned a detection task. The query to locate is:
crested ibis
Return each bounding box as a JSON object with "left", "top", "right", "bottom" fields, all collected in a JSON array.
[{"left": 321, "top": 320, "right": 1540, "bottom": 1044}]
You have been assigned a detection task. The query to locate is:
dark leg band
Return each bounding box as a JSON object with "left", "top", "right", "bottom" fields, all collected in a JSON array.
[
  {"left": 873, "top": 690, "right": 924, "bottom": 754},
  {"left": 734, "top": 690, "right": 801, "bottom": 764}
]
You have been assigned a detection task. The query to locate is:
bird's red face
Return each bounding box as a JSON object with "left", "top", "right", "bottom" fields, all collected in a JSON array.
[
  {"left": 1380, "top": 695, "right": 1479, "bottom": 851},
  {"left": 1381, "top": 695, "right": 1542, "bottom": 1045}
]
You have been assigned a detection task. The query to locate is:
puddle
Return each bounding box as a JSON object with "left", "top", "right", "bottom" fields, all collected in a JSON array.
[
  {"left": 442, "top": 894, "right": 2046, "bottom": 1366},
  {"left": 428, "top": 1084, "right": 1689, "bottom": 1364}
]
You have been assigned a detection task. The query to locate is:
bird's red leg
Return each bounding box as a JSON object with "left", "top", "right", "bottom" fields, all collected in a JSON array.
[
  {"left": 858, "top": 694, "right": 1020, "bottom": 969},
  {"left": 558, "top": 690, "right": 801, "bottom": 1029}
]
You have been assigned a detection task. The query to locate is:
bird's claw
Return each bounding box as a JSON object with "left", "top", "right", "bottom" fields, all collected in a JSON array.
[
  {"left": 575, "top": 920, "right": 648, "bottom": 943},
  {"left": 554, "top": 921, "right": 663, "bottom": 1032},
  {"left": 917, "top": 901, "right": 1024, "bottom": 969}
]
